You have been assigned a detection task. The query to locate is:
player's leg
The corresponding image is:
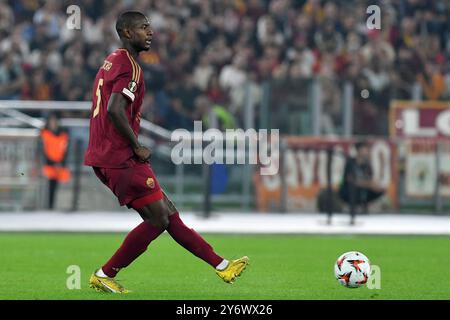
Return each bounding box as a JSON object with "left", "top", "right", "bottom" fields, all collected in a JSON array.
[
  {"left": 361, "top": 189, "right": 384, "bottom": 214},
  {"left": 48, "top": 179, "right": 58, "bottom": 209},
  {"left": 90, "top": 220, "right": 164, "bottom": 293},
  {"left": 89, "top": 166, "right": 167, "bottom": 293},
  {"left": 98, "top": 195, "right": 168, "bottom": 277},
  {"left": 160, "top": 193, "right": 224, "bottom": 268},
  {"left": 96, "top": 192, "right": 229, "bottom": 282},
  {"left": 90, "top": 206, "right": 166, "bottom": 293},
  {"left": 160, "top": 191, "right": 249, "bottom": 283}
]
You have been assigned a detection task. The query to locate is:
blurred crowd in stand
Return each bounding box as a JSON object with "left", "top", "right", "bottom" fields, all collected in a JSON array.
[{"left": 1, "top": 0, "right": 449, "bottom": 135}]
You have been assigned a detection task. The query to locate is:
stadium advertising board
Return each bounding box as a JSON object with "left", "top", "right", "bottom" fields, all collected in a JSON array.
[
  {"left": 253, "top": 137, "right": 398, "bottom": 212},
  {"left": 390, "top": 101, "right": 450, "bottom": 198},
  {"left": 404, "top": 139, "right": 450, "bottom": 198},
  {"left": 389, "top": 100, "right": 450, "bottom": 138}
]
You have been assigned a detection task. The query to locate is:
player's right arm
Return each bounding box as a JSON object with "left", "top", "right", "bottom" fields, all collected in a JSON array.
[{"left": 106, "top": 93, "right": 151, "bottom": 162}]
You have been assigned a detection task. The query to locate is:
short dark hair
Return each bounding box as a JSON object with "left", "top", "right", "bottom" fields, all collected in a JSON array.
[
  {"left": 115, "top": 11, "right": 146, "bottom": 38},
  {"left": 355, "top": 140, "right": 369, "bottom": 151},
  {"left": 47, "top": 112, "right": 60, "bottom": 120}
]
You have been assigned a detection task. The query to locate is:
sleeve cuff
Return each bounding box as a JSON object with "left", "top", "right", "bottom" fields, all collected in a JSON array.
[{"left": 121, "top": 88, "right": 135, "bottom": 102}]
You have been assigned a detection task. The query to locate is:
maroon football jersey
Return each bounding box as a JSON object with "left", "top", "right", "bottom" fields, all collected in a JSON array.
[{"left": 84, "top": 48, "right": 144, "bottom": 168}]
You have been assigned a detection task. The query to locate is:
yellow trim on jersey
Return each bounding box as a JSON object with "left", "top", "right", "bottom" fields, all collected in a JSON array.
[
  {"left": 125, "top": 50, "right": 137, "bottom": 81},
  {"left": 133, "top": 58, "right": 141, "bottom": 82},
  {"left": 119, "top": 49, "right": 141, "bottom": 83}
]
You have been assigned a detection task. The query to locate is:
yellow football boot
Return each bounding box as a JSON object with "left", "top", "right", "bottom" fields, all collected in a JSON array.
[
  {"left": 89, "top": 270, "right": 130, "bottom": 294},
  {"left": 216, "top": 256, "right": 249, "bottom": 284}
]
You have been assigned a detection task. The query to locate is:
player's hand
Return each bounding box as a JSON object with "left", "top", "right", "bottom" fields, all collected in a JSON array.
[{"left": 133, "top": 145, "right": 151, "bottom": 162}]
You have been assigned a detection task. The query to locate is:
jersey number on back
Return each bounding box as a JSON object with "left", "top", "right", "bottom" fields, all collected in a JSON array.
[{"left": 92, "top": 78, "right": 104, "bottom": 118}]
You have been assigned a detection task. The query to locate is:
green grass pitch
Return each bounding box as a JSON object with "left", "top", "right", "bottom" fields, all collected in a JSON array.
[{"left": 1, "top": 233, "right": 449, "bottom": 300}]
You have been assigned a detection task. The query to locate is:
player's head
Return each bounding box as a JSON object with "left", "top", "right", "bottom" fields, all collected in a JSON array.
[
  {"left": 46, "top": 112, "right": 60, "bottom": 132},
  {"left": 116, "top": 11, "right": 153, "bottom": 52},
  {"left": 355, "top": 141, "right": 370, "bottom": 160}
]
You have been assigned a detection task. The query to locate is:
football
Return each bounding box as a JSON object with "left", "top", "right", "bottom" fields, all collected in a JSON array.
[{"left": 334, "top": 251, "right": 371, "bottom": 288}]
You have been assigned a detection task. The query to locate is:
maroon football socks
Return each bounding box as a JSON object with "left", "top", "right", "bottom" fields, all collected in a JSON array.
[
  {"left": 166, "top": 212, "right": 223, "bottom": 267},
  {"left": 102, "top": 220, "right": 164, "bottom": 277},
  {"left": 101, "top": 213, "right": 223, "bottom": 278}
]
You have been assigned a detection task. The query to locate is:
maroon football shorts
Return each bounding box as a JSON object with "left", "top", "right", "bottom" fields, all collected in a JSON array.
[{"left": 92, "top": 159, "right": 163, "bottom": 210}]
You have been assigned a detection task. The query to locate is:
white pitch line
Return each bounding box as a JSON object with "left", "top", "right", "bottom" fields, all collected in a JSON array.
[{"left": 0, "top": 212, "right": 450, "bottom": 235}]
